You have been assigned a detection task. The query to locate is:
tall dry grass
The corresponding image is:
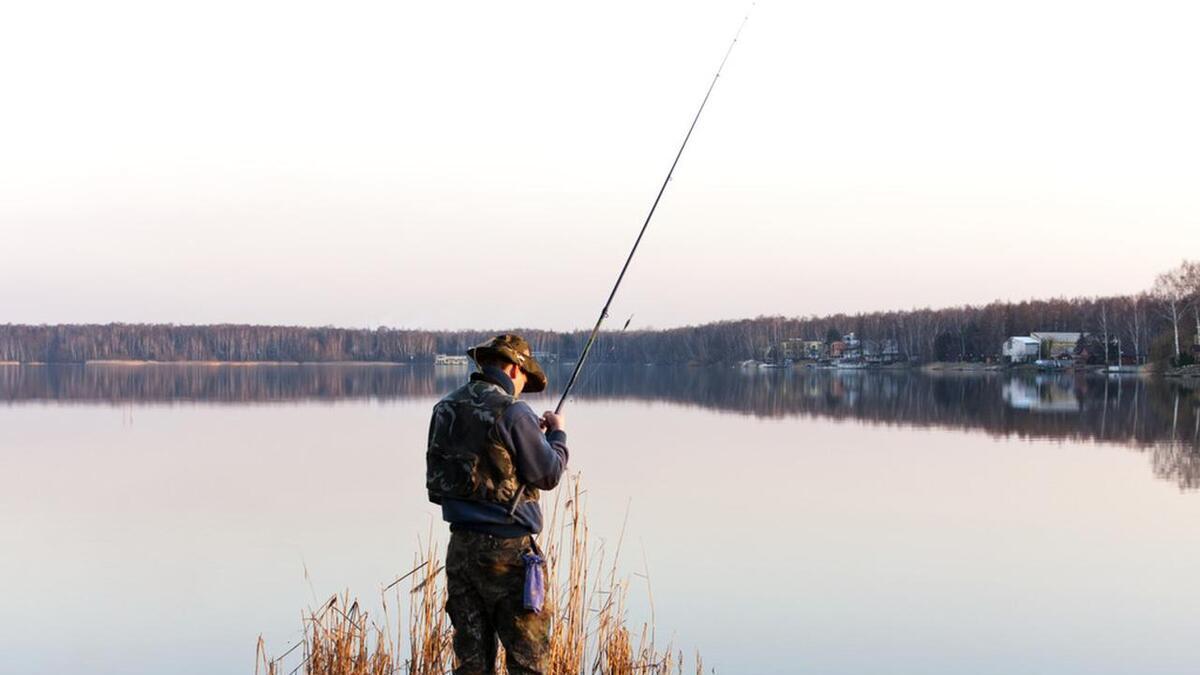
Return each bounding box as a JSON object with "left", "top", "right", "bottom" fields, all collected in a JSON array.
[{"left": 258, "top": 476, "right": 706, "bottom": 675}]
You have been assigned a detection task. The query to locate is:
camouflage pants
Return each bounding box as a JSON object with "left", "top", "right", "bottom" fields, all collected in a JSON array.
[{"left": 446, "top": 530, "right": 549, "bottom": 675}]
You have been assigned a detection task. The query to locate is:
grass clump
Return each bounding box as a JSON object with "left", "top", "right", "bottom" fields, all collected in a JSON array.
[{"left": 258, "top": 477, "right": 706, "bottom": 675}]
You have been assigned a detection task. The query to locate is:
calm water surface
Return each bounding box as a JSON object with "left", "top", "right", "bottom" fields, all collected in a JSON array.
[{"left": 2, "top": 364, "right": 1198, "bottom": 674}]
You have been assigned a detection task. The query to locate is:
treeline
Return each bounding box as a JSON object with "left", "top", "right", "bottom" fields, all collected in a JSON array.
[
  {"left": 0, "top": 323, "right": 521, "bottom": 364},
  {"left": 598, "top": 260, "right": 1200, "bottom": 366},
  {"left": 0, "top": 323, "right": 596, "bottom": 364},
  {"left": 3, "top": 261, "right": 1198, "bottom": 366}
]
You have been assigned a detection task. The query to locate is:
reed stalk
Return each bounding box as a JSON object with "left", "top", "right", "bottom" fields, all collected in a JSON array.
[{"left": 259, "top": 476, "right": 705, "bottom": 674}]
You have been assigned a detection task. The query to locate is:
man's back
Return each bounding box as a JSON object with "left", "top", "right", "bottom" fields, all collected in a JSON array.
[
  {"left": 425, "top": 335, "right": 568, "bottom": 675},
  {"left": 426, "top": 378, "right": 523, "bottom": 507},
  {"left": 426, "top": 368, "right": 568, "bottom": 537}
]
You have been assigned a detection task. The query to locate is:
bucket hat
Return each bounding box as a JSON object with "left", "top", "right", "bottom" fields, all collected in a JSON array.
[{"left": 467, "top": 333, "right": 547, "bottom": 393}]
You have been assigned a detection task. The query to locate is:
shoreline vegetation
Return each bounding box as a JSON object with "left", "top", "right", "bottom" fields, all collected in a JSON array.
[
  {"left": 87, "top": 360, "right": 406, "bottom": 366},
  {"left": 2, "top": 259, "right": 1197, "bottom": 370},
  {"left": 4, "top": 359, "right": 1195, "bottom": 378},
  {"left": 0, "top": 360, "right": 405, "bottom": 366},
  {"left": 257, "top": 478, "right": 704, "bottom": 675},
  {"left": 6, "top": 360, "right": 1194, "bottom": 486}
]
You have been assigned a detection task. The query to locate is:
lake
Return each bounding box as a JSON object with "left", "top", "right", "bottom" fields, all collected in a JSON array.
[{"left": 2, "top": 364, "right": 1199, "bottom": 674}]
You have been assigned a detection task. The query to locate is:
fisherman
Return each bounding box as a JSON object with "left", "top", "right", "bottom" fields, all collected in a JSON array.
[{"left": 426, "top": 334, "right": 569, "bottom": 675}]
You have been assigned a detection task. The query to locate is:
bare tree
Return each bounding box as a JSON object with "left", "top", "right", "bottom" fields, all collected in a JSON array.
[
  {"left": 1095, "top": 299, "right": 1112, "bottom": 366},
  {"left": 1182, "top": 260, "right": 1200, "bottom": 348},
  {"left": 1153, "top": 264, "right": 1188, "bottom": 360},
  {"left": 1119, "top": 293, "right": 1150, "bottom": 364}
]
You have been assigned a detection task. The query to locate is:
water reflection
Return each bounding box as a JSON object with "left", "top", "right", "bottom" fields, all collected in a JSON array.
[
  {"left": 0, "top": 363, "right": 461, "bottom": 404},
  {"left": 1002, "top": 376, "right": 1080, "bottom": 412},
  {"left": 3, "top": 364, "right": 1197, "bottom": 488},
  {"left": 577, "top": 367, "right": 1200, "bottom": 489}
]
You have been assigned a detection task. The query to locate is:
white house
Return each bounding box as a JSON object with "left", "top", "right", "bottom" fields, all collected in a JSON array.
[
  {"left": 841, "top": 333, "right": 863, "bottom": 359},
  {"left": 1030, "top": 331, "right": 1083, "bottom": 358},
  {"left": 1002, "top": 336, "right": 1041, "bottom": 363}
]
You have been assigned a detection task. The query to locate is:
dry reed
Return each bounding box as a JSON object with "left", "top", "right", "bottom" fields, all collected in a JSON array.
[{"left": 258, "top": 476, "right": 706, "bottom": 674}]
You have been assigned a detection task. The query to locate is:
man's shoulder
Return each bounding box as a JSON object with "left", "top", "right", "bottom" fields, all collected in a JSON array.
[
  {"left": 501, "top": 398, "right": 537, "bottom": 421},
  {"left": 472, "top": 380, "right": 518, "bottom": 407},
  {"left": 435, "top": 381, "right": 517, "bottom": 413}
]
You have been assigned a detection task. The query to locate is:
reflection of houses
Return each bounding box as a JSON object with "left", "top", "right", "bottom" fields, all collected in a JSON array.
[
  {"left": 1001, "top": 376, "right": 1080, "bottom": 413},
  {"left": 434, "top": 354, "right": 469, "bottom": 365},
  {"left": 1002, "top": 336, "right": 1040, "bottom": 363},
  {"left": 1031, "top": 332, "right": 1083, "bottom": 358}
]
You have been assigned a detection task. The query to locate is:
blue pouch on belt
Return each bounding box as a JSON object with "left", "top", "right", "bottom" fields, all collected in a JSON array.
[{"left": 521, "top": 551, "right": 545, "bottom": 613}]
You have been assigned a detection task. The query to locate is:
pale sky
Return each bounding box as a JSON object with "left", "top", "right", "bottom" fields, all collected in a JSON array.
[{"left": 2, "top": 0, "right": 1198, "bottom": 331}]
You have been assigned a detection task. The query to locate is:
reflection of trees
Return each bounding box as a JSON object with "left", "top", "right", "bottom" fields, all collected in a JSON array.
[
  {"left": 3, "top": 364, "right": 1197, "bottom": 489},
  {"left": 1152, "top": 443, "right": 1200, "bottom": 490},
  {"left": 561, "top": 367, "right": 1200, "bottom": 490},
  {"left": 0, "top": 364, "right": 465, "bottom": 405},
  {"left": 567, "top": 368, "right": 1195, "bottom": 445}
]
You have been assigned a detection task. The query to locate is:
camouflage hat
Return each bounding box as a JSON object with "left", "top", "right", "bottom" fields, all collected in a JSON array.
[{"left": 467, "top": 333, "right": 547, "bottom": 393}]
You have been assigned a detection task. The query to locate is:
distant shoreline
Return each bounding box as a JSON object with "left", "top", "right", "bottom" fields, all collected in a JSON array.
[
  {"left": 0, "top": 360, "right": 407, "bottom": 367},
  {"left": 0, "top": 359, "right": 1182, "bottom": 378}
]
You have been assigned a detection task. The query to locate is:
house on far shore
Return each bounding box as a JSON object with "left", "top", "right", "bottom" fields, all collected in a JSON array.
[
  {"left": 829, "top": 340, "right": 846, "bottom": 358},
  {"left": 778, "top": 338, "right": 825, "bottom": 361},
  {"left": 863, "top": 338, "right": 901, "bottom": 363},
  {"left": 434, "top": 354, "right": 469, "bottom": 366},
  {"left": 1030, "top": 331, "right": 1083, "bottom": 358},
  {"left": 801, "top": 340, "right": 825, "bottom": 360},
  {"left": 1002, "top": 336, "right": 1041, "bottom": 363},
  {"left": 832, "top": 333, "right": 862, "bottom": 361}
]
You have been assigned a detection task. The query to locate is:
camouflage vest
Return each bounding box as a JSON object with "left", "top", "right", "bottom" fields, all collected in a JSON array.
[{"left": 426, "top": 379, "right": 540, "bottom": 507}]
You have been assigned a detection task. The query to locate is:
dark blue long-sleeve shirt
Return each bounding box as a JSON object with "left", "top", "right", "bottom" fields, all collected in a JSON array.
[{"left": 439, "top": 367, "right": 569, "bottom": 537}]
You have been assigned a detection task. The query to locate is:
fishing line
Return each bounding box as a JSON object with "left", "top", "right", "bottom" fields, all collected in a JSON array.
[
  {"left": 563, "top": 313, "right": 634, "bottom": 400},
  {"left": 509, "top": 6, "right": 755, "bottom": 517},
  {"left": 552, "top": 5, "right": 754, "bottom": 415}
]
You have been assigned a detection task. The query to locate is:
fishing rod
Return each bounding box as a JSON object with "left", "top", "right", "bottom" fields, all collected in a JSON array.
[
  {"left": 552, "top": 6, "right": 754, "bottom": 416},
  {"left": 508, "top": 8, "right": 753, "bottom": 518}
]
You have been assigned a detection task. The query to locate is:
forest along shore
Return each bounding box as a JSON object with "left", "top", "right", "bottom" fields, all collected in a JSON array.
[
  {"left": 0, "top": 359, "right": 1180, "bottom": 375},
  {"left": 84, "top": 360, "right": 406, "bottom": 366},
  {"left": 0, "top": 360, "right": 406, "bottom": 366},
  {"left": 2, "top": 259, "right": 1197, "bottom": 368}
]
